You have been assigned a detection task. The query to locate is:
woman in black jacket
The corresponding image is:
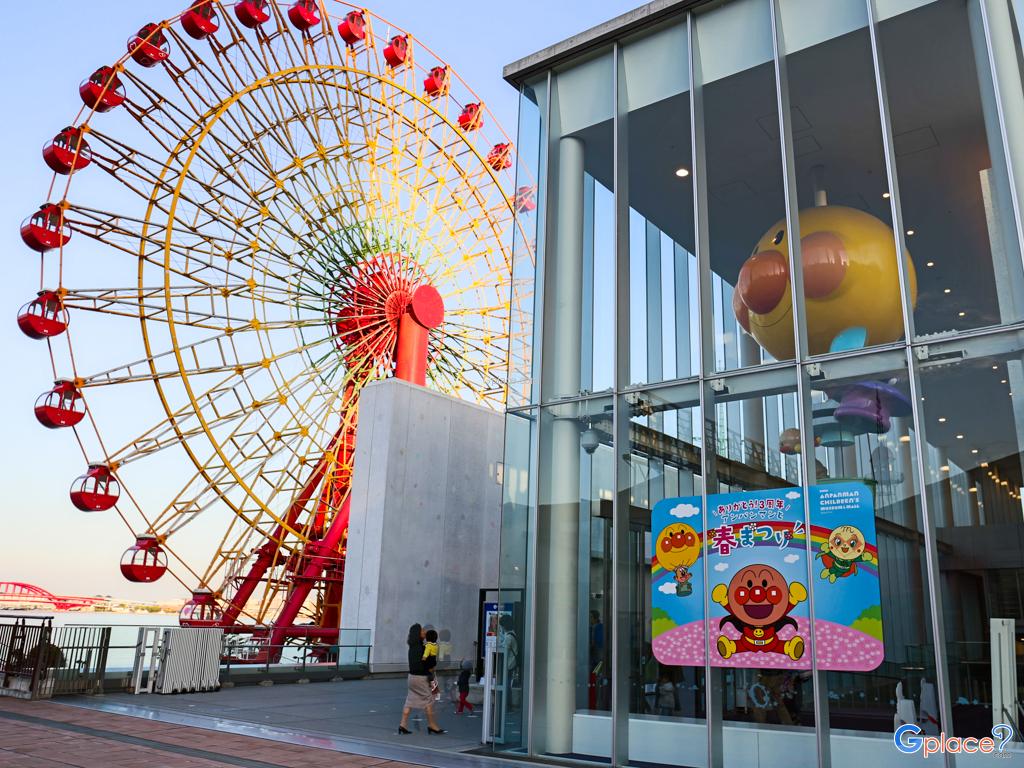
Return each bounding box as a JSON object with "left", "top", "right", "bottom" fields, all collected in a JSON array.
[{"left": 398, "top": 623, "right": 446, "bottom": 734}]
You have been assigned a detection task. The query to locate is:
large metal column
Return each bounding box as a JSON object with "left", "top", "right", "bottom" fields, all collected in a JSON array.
[{"left": 542, "top": 134, "right": 585, "bottom": 755}]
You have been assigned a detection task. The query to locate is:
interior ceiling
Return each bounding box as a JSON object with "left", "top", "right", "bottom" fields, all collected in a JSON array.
[{"left": 568, "top": 0, "right": 1018, "bottom": 476}]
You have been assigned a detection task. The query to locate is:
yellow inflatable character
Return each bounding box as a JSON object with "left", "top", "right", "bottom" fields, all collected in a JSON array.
[{"left": 732, "top": 206, "right": 917, "bottom": 360}]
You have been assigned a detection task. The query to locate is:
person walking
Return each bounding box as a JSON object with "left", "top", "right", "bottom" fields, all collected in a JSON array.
[
  {"left": 455, "top": 659, "right": 474, "bottom": 714},
  {"left": 398, "top": 623, "right": 446, "bottom": 735}
]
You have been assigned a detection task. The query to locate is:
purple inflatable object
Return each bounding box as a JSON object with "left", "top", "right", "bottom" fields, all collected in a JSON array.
[{"left": 834, "top": 381, "right": 912, "bottom": 435}]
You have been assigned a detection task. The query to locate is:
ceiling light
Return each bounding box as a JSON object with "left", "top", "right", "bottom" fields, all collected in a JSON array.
[
  {"left": 969, "top": 487, "right": 977, "bottom": 493},
  {"left": 1002, "top": 480, "right": 1009, "bottom": 486},
  {"left": 958, "top": 311, "right": 966, "bottom": 317},
  {"left": 940, "top": 465, "right": 950, "bottom": 472},
  {"left": 675, "top": 167, "right": 690, "bottom": 178},
  {"left": 899, "top": 435, "right": 911, "bottom": 443},
  {"left": 938, "top": 417, "right": 946, "bottom": 423},
  {"left": 1002, "top": 379, "right": 1008, "bottom": 384},
  {"left": 971, "top": 449, "right": 979, "bottom": 454},
  {"left": 993, "top": 365, "right": 999, "bottom": 370},
  {"left": 906, "top": 229, "right": 915, "bottom": 236},
  {"left": 981, "top": 462, "right": 989, "bottom": 467},
  {"left": 944, "top": 288, "right": 952, "bottom": 294},
  {"left": 926, "top": 261, "right": 935, "bottom": 267},
  {"left": 956, "top": 434, "right": 964, "bottom": 439},
  {"left": 882, "top": 192, "right": 891, "bottom": 199}
]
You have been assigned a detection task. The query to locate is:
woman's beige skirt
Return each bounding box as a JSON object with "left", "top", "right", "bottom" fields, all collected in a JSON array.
[{"left": 404, "top": 674, "right": 434, "bottom": 709}]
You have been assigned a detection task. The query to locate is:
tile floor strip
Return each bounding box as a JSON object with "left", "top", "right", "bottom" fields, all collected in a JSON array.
[{"left": 0, "top": 708, "right": 302, "bottom": 768}]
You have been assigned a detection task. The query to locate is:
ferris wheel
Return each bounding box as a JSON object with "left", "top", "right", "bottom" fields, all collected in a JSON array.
[{"left": 19, "top": 0, "right": 532, "bottom": 658}]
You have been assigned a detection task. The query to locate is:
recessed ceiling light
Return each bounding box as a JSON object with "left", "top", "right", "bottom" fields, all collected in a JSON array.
[
  {"left": 969, "top": 486, "right": 977, "bottom": 493},
  {"left": 944, "top": 288, "right": 952, "bottom": 294},
  {"left": 1002, "top": 379, "right": 1008, "bottom": 384},
  {"left": 926, "top": 261, "right": 935, "bottom": 267},
  {"left": 883, "top": 192, "right": 891, "bottom": 199},
  {"left": 993, "top": 365, "right": 999, "bottom": 370},
  {"left": 906, "top": 229, "right": 915, "bottom": 236},
  {"left": 958, "top": 311, "right": 966, "bottom": 317},
  {"left": 956, "top": 434, "right": 964, "bottom": 439},
  {"left": 971, "top": 449, "right": 979, "bottom": 454},
  {"left": 938, "top": 417, "right": 947, "bottom": 422},
  {"left": 675, "top": 167, "right": 690, "bottom": 178},
  {"left": 941, "top": 465, "right": 950, "bottom": 472},
  {"left": 899, "top": 435, "right": 911, "bottom": 443},
  {"left": 981, "top": 462, "right": 989, "bottom": 467}
]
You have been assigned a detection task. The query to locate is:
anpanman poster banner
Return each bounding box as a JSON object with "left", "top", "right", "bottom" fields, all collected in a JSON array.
[{"left": 651, "top": 482, "right": 884, "bottom": 672}]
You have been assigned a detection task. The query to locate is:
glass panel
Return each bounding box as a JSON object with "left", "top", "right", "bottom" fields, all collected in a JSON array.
[
  {"left": 542, "top": 52, "right": 614, "bottom": 401},
  {"left": 878, "top": 0, "right": 1024, "bottom": 337},
  {"left": 624, "top": 382, "right": 706, "bottom": 767},
  {"left": 621, "top": 20, "right": 698, "bottom": 387},
  {"left": 495, "top": 409, "right": 535, "bottom": 751},
  {"left": 805, "top": 352, "right": 938, "bottom": 764},
  {"left": 508, "top": 78, "right": 547, "bottom": 408},
  {"left": 703, "top": 370, "right": 813, "bottom": 745},
  {"left": 695, "top": 0, "right": 792, "bottom": 372},
  {"left": 918, "top": 332, "right": 1024, "bottom": 757},
  {"left": 534, "top": 395, "right": 614, "bottom": 760},
  {"left": 777, "top": 0, "right": 909, "bottom": 359}
]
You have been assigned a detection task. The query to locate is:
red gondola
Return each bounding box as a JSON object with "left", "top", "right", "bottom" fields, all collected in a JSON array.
[
  {"left": 458, "top": 102, "right": 483, "bottom": 132},
  {"left": 70, "top": 464, "right": 120, "bottom": 512},
  {"left": 514, "top": 185, "right": 537, "bottom": 213},
  {"left": 487, "top": 143, "right": 512, "bottom": 171},
  {"left": 17, "top": 291, "right": 69, "bottom": 339},
  {"left": 287, "top": 0, "right": 319, "bottom": 30},
  {"left": 235, "top": 0, "right": 270, "bottom": 28},
  {"left": 424, "top": 66, "right": 449, "bottom": 98},
  {"left": 34, "top": 381, "right": 86, "bottom": 429},
  {"left": 120, "top": 535, "right": 168, "bottom": 583},
  {"left": 337, "top": 10, "right": 365, "bottom": 45},
  {"left": 383, "top": 35, "right": 409, "bottom": 68},
  {"left": 79, "top": 66, "right": 125, "bottom": 112},
  {"left": 21, "top": 204, "right": 71, "bottom": 253},
  {"left": 179, "top": 589, "right": 222, "bottom": 627},
  {"left": 181, "top": 0, "right": 219, "bottom": 39},
  {"left": 128, "top": 23, "right": 170, "bottom": 67},
  {"left": 43, "top": 127, "right": 92, "bottom": 175}
]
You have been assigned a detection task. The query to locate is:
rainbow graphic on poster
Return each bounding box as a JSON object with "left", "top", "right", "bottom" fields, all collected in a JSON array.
[{"left": 651, "top": 482, "right": 883, "bottom": 672}]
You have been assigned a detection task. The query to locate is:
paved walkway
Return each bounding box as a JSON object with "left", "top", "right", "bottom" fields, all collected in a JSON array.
[
  {"left": 0, "top": 678, "right": 517, "bottom": 768},
  {"left": 70, "top": 677, "right": 493, "bottom": 753},
  {"left": 0, "top": 696, "right": 421, "bottom": 768}
]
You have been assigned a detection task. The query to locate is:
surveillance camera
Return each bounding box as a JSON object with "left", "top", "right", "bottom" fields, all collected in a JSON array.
[{"left": 580, "top": 428, "right": 600, "bottom": 455}]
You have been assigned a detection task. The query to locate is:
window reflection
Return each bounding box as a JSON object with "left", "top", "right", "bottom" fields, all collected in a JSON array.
[
  {"left": 696, "top": 0, "right": 790, "bottom": 371},
  {"left": 918, "top": 335, "right": 1024, "bottom": 738},
  {"left": 879, "top": 0, "right": 1024, "bottom": 336},
  {"left": 807, "top": 353, "right": 937, "bottom": 737}
]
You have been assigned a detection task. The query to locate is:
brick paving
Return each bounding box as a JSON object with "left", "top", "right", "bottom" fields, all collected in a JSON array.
[{"left": 0, "top": 698, "right": 424, "bottom": 768}]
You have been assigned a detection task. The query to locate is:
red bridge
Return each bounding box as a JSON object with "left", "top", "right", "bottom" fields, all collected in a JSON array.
[{"left": 0, "top": 582, "right": 106, "bottom": 611}]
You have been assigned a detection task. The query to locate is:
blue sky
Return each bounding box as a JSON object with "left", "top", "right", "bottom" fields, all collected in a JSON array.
[{"left": 0, "top": 0, "right": 640, "bottom": 600}]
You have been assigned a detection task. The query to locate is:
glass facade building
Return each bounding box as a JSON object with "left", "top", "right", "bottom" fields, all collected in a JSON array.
[{"left": 497, "top": 0, "right": 1024, "bottom": 765}]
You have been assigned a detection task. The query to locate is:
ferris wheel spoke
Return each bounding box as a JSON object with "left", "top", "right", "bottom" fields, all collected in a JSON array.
[
  {"left": 105, "top": 352, "right": 334, "bottom": 471},
  {"left": 61, "top": 284, "right": 297, "bottom": 329},
  {"left": 78, "top": 320, "right": 333, "bottom": 388},
  {"left": 153, "top": 371, "right": 352, "bottom": 546}
]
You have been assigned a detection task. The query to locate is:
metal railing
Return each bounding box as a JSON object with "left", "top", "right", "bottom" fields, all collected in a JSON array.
[
  {"left": 0, "top": 614, "right": 54, "bottom": 699},
  {"left": 0, "top": 616, "right": 371, "bottom": 697}
]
